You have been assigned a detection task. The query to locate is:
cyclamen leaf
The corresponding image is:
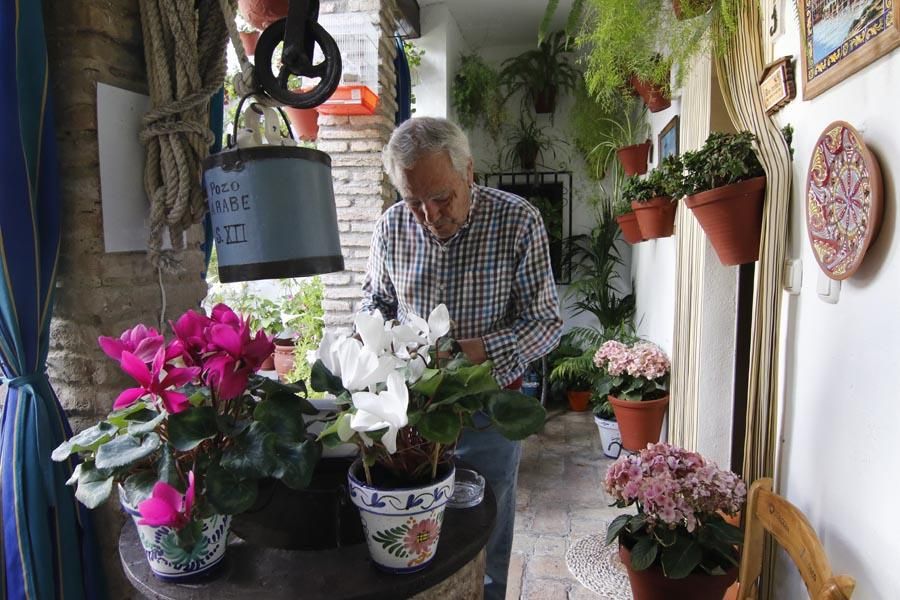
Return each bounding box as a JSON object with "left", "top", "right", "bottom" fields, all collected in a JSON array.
[
  {"left": 270, "top": 438, "right": 321, "bottom": 490},
  {"left": 95, "top": 433, "right": 160, "bottom": 469},
  {"left": 204, "top": 464, "right": 258, "bottom": 515},
  {"left": 52, "top": 422, "right": 117, "bottom": 461},
  {"left": 74, "top": 463, "right": 115, "bottom": 509},
  {"left": 485, "top": 391, "right": 546, "bottom": 440},
  {"left": 127, "top": 412, "right": 165, "bottom": 435},
  {"left": 167, "top": 407, "right": 218, "bottom": 452},
  {"left": 416, "top": 411, "right": 461, "bottom": 444}
]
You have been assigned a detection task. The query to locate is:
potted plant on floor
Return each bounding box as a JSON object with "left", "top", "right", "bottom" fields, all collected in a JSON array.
[
  {"left": 593, "top": 339, "right": 670, "bottom": 451},
  {"left": 52, "top": 304, "right": 321, "bottom": 581},
  {"left": 451, "top": 54, "right": 506, "bottom": 141},
  {"left": 622, "top": 155, "right": 683, "bottom": 239},
  {"left": 548, "top": 348, "right": 596, "bottom": 412},
  {"left": 310, "top": 305, "right": 546, "bottom": 573},
  {"left": 500, "top": 30, "right": 580, "bottom": 117},
  {"left": 605, "top": 442, "right": 747, "bottom": 599},
  {"left": 678, "top": 131, "right": 766, "bottom": 265},
  {"left": 591, "top": 394, "right": 622, "bottom": 458}
]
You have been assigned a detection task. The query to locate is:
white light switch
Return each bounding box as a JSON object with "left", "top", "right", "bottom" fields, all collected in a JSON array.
[
  {"left": 783, "top": 258, "right": 802, "bottom": 294},
  {"left": 816, "top": 271, "right": 841, "bottom": 304}
]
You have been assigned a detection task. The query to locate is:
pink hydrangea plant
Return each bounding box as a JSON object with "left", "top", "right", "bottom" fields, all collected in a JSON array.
[{"left": 592, "top": 340, "right": 670, "bottom": 401}]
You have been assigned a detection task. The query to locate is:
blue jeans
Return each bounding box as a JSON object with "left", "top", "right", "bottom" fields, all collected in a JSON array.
[{"left": 455, "top": 418, "right": 522, "bottom": 600}]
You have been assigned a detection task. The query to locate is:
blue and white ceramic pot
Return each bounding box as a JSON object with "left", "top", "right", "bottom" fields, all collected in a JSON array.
[
  {"left": 119, "top": 489, "right": 230, "bottom": 582},
  {"left": 348, "top": 460, "right": 455, "bottom": 573}
]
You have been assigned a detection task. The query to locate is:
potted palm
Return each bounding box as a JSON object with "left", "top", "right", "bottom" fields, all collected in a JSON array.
[
  {"left": 622, "top": 155, "right": 683, "bottom": 239},
  {"left": 548, "top": 347, "right": 597, "bottom": 412},
  {"left": 605, "top": 442, "right": 747, "bottom": 599},
  {"left": 678, "top": 131, "right": 766, "bottom": 265},
  {"left": 500, "top": 30, "right": 580, "bottom": 116},
  {"left": 593, "top": 339, "right": 670, "bottom": 451},
  {"left": 310, "top": 305, "right": 546, "bottom": 573},
  {"left": 52, "top": 304, "right": 320, "bottom": 581}
]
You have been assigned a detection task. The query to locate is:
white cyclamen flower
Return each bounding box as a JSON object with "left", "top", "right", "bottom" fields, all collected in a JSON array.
[
  {"left": 355, "top": 310, "right": 393, "bottom": 356},
  {"left": 426, "top": 304, "right": 451, "bottom": 343},
  {"left": 308, "top": 330, "right": 345, "bottom": 376},
  {"left": 336, "top": 338, "right": 389, "bottom": 391},
  {"left": 349, "top": 371, "right": 409, "bottom": 454}
]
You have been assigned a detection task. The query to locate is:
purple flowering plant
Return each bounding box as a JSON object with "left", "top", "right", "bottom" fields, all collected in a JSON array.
[
  {"left": 52, "top": 303, "right": 321, "bottom": 547},
  {"left": 605, "top": 442, "right": 747, "bottom": 578},
  {"left": 592, "top": 340, "right": 670, "bottom": 401}
]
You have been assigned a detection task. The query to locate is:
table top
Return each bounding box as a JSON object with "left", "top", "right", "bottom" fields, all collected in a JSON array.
[{"left": 120, "top": 484, "right": 496, "bottom": 600}]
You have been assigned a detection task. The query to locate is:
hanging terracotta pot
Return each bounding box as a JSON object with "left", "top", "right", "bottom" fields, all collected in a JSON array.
[
  {"left": 616, "top": 212, "right": 644, "bottom": 245},
  {"left": 631, "top": 197, "right": 676, "bottom": 239},
  {"left": 617, "top": 142, "right": 651, "bottom": 176},
  {"left": 273, "top": 340, "right": 297, "bottom": 382},
  {"left": 238, "top": 0, "right": 289, "bottom": 31},
  {"left": 619, "top": 544, "right": 738, "bottom": 600},
  {"left": 282, "top": 106, "right": 319, "bottom": 141},
  {"left": 609, "top": 395, "right": 668, "bottom": 452},
  {"left": 672, "top": 0, "right": 714, "bottom": 20},
  {"left": 238, "top": 30, "right": 260, "bottom": 57},
  {"left": 629, "top": 75, "right": 671, "bottom": 113},
  {"left": 684, "top": 175, "right": 767, "bottom": 266},
  {"left": 533, "top": 86, "right": 558, "bottom": 114},
  {"left": 518, "top": 144, "right": 539, "bottom": 170},
  {"left": 566, "top": 390, "right": 591, "bottom": 412}
]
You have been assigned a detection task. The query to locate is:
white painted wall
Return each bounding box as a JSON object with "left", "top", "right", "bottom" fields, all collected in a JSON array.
[
  {"left": 413, "top": 4, "right": 467, "bottom": 119},
  {"left": 766, "top": 12, "right": 900, "bottom": 599}
]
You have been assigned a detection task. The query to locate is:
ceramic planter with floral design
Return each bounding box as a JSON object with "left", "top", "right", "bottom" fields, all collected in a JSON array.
[
  {"left": 348, "top": 460, "right": 455, "bottom": 573},
  {"left": 119, "top": 489, "right": 230, "bottom": 582}
]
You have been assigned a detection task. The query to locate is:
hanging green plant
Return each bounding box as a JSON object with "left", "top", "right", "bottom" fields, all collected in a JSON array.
[
  {"left": 569, "top": 84, "right": 620, "bottom": 180},
  {"left": 451, "top": 54, "right": 505, "bottom": 140},
  {"left": 500, "top": 31, "right": 580, "bottom": 117},
  {"left": 501, "top": 117, "right": 563, "bottom": 171}
]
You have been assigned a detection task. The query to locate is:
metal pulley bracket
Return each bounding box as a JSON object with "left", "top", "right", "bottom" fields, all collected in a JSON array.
[{"left": 254, "top": 0, "right": 343, "bottom": 108}]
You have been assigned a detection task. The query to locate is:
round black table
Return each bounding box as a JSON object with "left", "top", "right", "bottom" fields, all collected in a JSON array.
[{"left": 120, "top": 484, "right": 495, "bottom": 600}]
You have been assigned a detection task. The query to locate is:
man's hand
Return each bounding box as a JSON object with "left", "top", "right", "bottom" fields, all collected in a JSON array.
[{"left": 457, "top": 337, "right": 487, "bottom": 364}]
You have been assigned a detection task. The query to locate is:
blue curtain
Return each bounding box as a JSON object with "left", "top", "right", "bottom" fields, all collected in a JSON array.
[
  {"left": 0, "top": 1, "right": 106, "bottom": 598},
  {"left": 394, "top": 37, "right": 412, "bottom": 125}
]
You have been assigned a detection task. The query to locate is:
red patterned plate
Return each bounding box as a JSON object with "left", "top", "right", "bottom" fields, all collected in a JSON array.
[{"left": 805, "top": 121, "right": 883, "bottom": 280}]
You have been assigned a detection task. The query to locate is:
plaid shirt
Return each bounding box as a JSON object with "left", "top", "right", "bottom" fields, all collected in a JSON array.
[{"left": 360, "top": 184, "right": 562, "bottom": 386}]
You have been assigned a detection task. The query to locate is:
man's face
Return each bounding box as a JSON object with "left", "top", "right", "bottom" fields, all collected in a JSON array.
[{"left": 401, "top": 151, "right": 474, "bottom": 240}]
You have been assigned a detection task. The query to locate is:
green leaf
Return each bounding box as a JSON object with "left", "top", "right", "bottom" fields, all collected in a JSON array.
[
  {"left": 310, "top": 359, "right": 346, "bottom": 395},
  {"left": 204, "top": 464, "right": 258, "bottom": 514},
  {"left": 411, "top": 369, "right": 443, "bottom": 397},
  {"left": 94, "top": 433, "right": 160, "bottom": 469},
  {"left": 106, "top": 401, "right": 152, "bottom": 427},
  {"left": 127, "top": 411, "right": 165, "bottom": 435},
  {"left": 661, "top": 536, "right": 703, "bottom": 579},
  {"left": 254, "top": 394, "right": 309, "bottom": 443},
  {"left": 167, "top": 407, "right": 218, "bottom": 451},
  {"left": 220, "top": 422, "right": 277, "bottom": 478},
  {"left": 52, "top": 422, "right": 118, "bottom": 461},
  {"left": 74, "top": 462, "right": 115, "bottom": 509},
  {"left": 157, "top": 445, "right": 179, "bottom": 487},
  {"left": 704, "top": 519, "right": 745, "bottom": 546},
  {"left": 484, "top": 391, "right": 547, "bottom": 440},
  {"left": 606, "top": 514, "right": 631, "bottom": 545},
  {"left": 270, "top": 438, "right": 321, "bottom": 489},
  {"left": 429, "top": 362, "right": 499, "bottom": 407},
  {"left": 416, "top": 411, "right": 461, "bottom": 444},
  {"left": 251, "top": 376, "right": 318, "bottom": 415},
  {"left": 629, "top": 537, "right": 659, "bottom": 571},
  {"left": 122, "top": 471, "right": 158, "bottom": 506}
]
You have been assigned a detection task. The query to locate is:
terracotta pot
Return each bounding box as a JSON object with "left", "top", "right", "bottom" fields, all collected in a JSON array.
[
  {"left": 283, "top": 106, "right": 319, "bottom": 141},
  {"left": 609, "top": 395, "right": 668, "bottom": 452},
  {"left": 533, "top": 86, "right": 557, "bottom": 114},
  {"left": 631, "top": 197, "right": 676, "bottom": 239},
  {"left": 616, "top": 212, "right": 644, "bottom": 244},
  {"left": 672, "top": 0, "right": 714, "bottom": 20},
  {"left": 566, "top": 390, "right": 591, "bottom": 412},
  {"left": 238, "top": 0, "right": 289, "bottom": 31},
  {"left": 617, "top": 142, "right": 651, "bottom": 176},
  {"left": 238, "top": 30, "right": 260, "bottom": 57},
  {"left": 619, "top": 544, "right": 738, "bottom": 600},
  {"left": 273, "top": 342, "right": 296, "bottom": 382},
  {"left": 629, "top": 75, "right": 671, "bottom": 113},
  {"left": 684, "top": 176, "right": 767, "bottom": 266},
  {"left": 260, "top": 352, "right": 275, "bottom": 371}
]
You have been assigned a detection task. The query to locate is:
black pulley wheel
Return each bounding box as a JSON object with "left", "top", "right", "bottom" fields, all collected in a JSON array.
[{"left": 255, "top": 17, "right": 342, "bottom": 109}]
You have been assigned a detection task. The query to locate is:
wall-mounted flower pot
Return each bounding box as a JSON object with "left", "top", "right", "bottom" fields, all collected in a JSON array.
[
  {"left": 672, "top": 0, "right": 714, "bottom": 20},
  {"left": 533, "top": 86, "right": 558, "bottom": 114},
  {"left": 631, "top": 197, "right": 676, "bottom": 239},
  {"left": 238, "top": 0, "right": 289, "bottom": 31},
  {"left": 283, "top": 107, "right": 319, "bottom": 142},
  {"left": 566, "top": 390, "right": 591, "bottom": 412},
  {"left": 617, "top": 142, "right": 651, "bottom": 176},
  {"left": 684, "top": 175, "right": 767, "bottom": 266},
  {"left": 629, "top": 75, "right": 671, "bottom": 113},
  {"left": 609, "top": 395, "right": 668, "bottom": 452},
  {"left": 616, "top": 212, "right": 644, "bottom": 244},
  {"left": 239, "top": 30, "right": 260, "bottom": 57}
]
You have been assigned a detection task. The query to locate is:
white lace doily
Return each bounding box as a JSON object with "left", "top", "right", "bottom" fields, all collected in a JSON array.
[{"left": 565, "top": 529, "right": 633, "bottom": 599}]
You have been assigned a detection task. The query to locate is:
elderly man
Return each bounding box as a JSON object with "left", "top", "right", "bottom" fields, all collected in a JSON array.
[{"left": 360, "top": 116, "right": 562, "bottom": 599}]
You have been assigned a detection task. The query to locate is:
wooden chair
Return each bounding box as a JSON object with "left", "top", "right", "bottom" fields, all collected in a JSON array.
[{"left": 738, "top": 478, "right": 855, "bottom": 599}]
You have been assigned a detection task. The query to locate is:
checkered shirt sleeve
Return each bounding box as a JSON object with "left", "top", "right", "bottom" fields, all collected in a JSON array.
[{"left": 360, "top": 185, "right": 562, "bottom": 387}]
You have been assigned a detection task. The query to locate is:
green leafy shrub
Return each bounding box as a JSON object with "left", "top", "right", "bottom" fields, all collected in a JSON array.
[{"left": 677, "top": 131, "right": 764, "bottom": 197}]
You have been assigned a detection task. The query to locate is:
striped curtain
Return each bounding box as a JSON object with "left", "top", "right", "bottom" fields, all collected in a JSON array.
[{"left": 668, "top": 53, "right": 712, "bottom": 450}]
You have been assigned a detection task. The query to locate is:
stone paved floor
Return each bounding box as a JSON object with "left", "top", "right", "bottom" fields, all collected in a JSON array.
[{"left": 506, "top": 409, "right": 627, "bottom": 600}]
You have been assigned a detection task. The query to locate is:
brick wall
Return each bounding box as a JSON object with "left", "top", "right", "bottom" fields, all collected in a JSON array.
[
  {"left": 319, "top": 0, "right": 399, "bottom": 333},
  {"left": 45, "top": 1, "right": 208, "bottom": 596}
]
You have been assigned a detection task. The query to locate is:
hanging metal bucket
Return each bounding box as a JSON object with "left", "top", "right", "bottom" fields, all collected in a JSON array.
[{"left": 202, "top": 99, "right": 344, "bottom": 283}]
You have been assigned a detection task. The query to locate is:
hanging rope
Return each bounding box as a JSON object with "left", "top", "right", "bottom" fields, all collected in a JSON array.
[
  {"left": 138, "top": 0, "right": 228, "bottom": 270},
  {"left": 217, "top": 0, "right": 271, "bottom": 101}
]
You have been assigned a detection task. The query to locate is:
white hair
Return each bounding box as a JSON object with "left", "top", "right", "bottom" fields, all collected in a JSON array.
[{"left": 382, "top": 117, "right": 472, "bottom": 193}]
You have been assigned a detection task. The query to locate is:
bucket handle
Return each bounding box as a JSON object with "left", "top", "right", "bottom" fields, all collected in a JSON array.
[{"left": 230, "top": 93, "right": 296, "bottom": 148}]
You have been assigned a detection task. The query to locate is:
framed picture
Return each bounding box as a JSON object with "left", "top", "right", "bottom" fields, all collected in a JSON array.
[
  {"left": 658, "top": 116, "right": 679, "bottom": 161},
  {"left": 798, "top": 0, "right": 900, "bottom": 100}
]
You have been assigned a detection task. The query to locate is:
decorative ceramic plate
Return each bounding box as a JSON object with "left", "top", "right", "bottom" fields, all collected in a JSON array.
[{"left": 805, "top": 121, "right": 883, "bottom": 280}]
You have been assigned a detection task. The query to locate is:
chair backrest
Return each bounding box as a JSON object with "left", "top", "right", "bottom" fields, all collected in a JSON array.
[{"left": 738, "top": 478, "right": 855, "bottom": 600}]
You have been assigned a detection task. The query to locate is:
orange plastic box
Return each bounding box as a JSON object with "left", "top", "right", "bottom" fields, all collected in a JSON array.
[{"left": 316, "top": 84, "right": 378, "bottom": 115}]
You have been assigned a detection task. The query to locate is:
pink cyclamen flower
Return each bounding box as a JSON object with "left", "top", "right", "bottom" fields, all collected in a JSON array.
[
  {"left": 170, "top": 309, "right": 213, "bottom": 366},
  {"left": 98, "top": 324, "right": 165, "bottom": 363},
  {"left": 137, "top": 471, "right": 196, "bottom": 529},
  {"left": 113, "top": 348, "right": 200, "bottom": 414},
  {"left": 203, "top": 318, "right": 274, "bottom": 401}
]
